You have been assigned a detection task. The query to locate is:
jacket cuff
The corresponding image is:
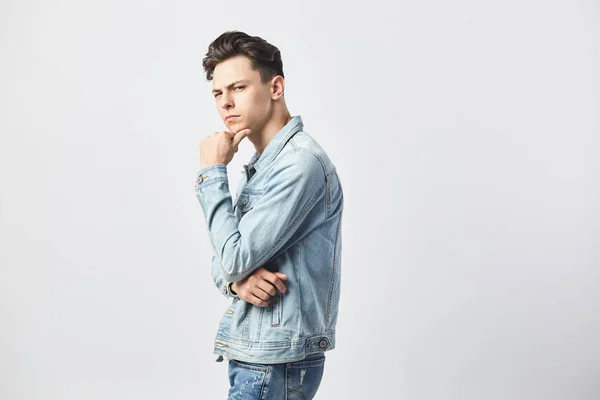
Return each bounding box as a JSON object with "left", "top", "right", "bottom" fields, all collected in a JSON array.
[
  {"left": 195, "top": 164, "right": 228, "bottom": 192},
  {"left": 225, "top": 282, "right": 240, "bottom": 299}
]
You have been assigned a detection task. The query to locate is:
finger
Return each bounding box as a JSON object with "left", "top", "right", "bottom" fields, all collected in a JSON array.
[
  {"left": 232, "top": 129, "right": 251, "bottom": 148},
  {"left": 257, "top": 280, "right": 277, "bottom": 297},
  {"left": 252, "top": 286, "right": 272, "bottom": 301},
  {"left": 250, "top": 293, "right": 270, "bottom": 307},
  {"left": 264, "top": 272, "right": 287, "bottom": 293},
  {"left": 235, "top": 128, "right": 251, "bottom": 136}
]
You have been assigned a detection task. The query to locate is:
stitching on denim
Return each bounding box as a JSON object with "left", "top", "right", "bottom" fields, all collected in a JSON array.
[
  {"left": 255, "top": 305, "right": 264, "bottom": 339},
  {"left": 326, "top": 216, "right": 342, "bottom": 324},
  {"left": 230, "top": 359, "right": 267, "bottom": 372},
  {"left": 324, "top": 167, "right": 336, "bottom": 219},
  {"left": 242, "top": 305, "right": 251, "bottom": 339},
  {"left": 259, "top": 365, "right": 269, "bottom": 398},
  {"left": 325, "top": 175, "right": 330, "bottom": 219},
  {"left": 285, "top": 365, "right": 289, "bottom": 400},
  {"left": 195, "top": 177, "right": 228, "bottom": 191},
  {"left": 288, "top": 359, "right": 325, "bottom": 368},
  {"left": 256, "top": 123, "right": 303, "bottom": 172},
  {"left": 270, "top": 125, "right": 303, "bottom": 163},
  {"left": 214, "top": 329, "right": 335, "bottom": 350}
]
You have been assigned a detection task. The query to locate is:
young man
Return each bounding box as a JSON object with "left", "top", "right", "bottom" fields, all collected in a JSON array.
[{"left": 194, "top": 30, "right": 344, "bottom": 399}]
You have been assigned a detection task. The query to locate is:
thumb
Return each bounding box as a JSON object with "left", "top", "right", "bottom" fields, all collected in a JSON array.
[{"left": 232, "top": 129, "right": 251, "bottom": 148}]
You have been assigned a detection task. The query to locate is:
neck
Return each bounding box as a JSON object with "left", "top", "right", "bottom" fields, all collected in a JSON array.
[{"left": 249, "top": 108, "right": 292, "bottom": 156}]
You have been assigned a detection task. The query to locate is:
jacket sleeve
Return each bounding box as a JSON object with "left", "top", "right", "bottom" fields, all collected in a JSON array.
[
  {"left": 211, "top": 254, "right": 239, "bottom": 298},
  {"left": 195, "top": 149, "right": 326, "bottom": 282}
]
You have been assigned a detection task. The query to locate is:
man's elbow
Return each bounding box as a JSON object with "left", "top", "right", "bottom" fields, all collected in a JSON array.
[
  {"left": 223, "top": 272, "right": 244, "bottom": 283},
  {"left": 220, "top": 263, "right": 255, "bottom": 283}
]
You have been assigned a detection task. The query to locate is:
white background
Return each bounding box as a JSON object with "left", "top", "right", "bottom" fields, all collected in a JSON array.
[{"left": 1, "top": 0, "right": 598, "bottom": 399}]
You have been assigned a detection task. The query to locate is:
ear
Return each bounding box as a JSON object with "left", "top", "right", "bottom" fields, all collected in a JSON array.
[{"left": 270, "top": 76, "right": 285, "bottom": 100}]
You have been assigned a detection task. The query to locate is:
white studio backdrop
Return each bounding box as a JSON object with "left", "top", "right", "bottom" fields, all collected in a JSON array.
[{"left": 1, "top": 0, "right": 598, "bottom": 399}]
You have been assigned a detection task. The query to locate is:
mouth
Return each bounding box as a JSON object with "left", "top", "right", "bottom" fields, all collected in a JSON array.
[{"left": 225, "top": 115, "right": 240, "bottom": 121}]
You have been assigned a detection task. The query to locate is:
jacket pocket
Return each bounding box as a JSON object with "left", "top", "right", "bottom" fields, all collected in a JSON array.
[
  {"left": 236, "top": 191, "right": 262, "bottom": 215},
  {"left": 270, "top": 291, "right": 282, "bottom": 327}
]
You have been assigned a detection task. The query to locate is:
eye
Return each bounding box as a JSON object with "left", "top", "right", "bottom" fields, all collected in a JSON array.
[
  {"left": 234, "top": 86, "right": 244, "bottom": 91},
  {"left": 214, "top": 93, "right": 221, "bottom": 98}
]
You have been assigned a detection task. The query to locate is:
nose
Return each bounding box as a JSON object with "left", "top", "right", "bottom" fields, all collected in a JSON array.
[{"left": 219, "top": 92, "right": 234, "bottom": 111}]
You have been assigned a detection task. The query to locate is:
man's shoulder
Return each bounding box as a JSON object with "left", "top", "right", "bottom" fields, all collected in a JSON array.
[
  {"left": 278, "top": 130, "right": 335, "bottom": 175},
  {"left": 271, "top": 144, "right": 325, "bottom": 178}
]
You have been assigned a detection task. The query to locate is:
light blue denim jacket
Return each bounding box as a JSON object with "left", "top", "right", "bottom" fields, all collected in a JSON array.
[{"left": 194, "top": 116, "right": 343, "bottom": 363}]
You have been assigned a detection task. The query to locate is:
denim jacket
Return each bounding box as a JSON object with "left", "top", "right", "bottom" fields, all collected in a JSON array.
[{"left": 194, "top": 115, "right": 344, "bottom": 363}]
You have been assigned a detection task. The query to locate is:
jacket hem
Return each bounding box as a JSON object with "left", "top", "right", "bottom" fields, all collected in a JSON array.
[{"left": 213, "top": 330, "right": 336, "bottom": 364}]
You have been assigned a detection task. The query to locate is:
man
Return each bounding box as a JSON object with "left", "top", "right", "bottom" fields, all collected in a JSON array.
[{"left": 194, "top": 30, "right": 344, "bottom": 399}]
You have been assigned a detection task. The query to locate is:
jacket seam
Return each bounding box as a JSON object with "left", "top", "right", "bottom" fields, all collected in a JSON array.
[
  {"left": 324, "top": 167, "right": 336, "bottom": 219},
  {"left": 326, "top": 215, "right": 342, "bottom": 324}
]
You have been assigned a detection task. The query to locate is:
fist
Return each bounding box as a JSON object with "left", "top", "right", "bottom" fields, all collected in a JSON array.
[
  {"left": 231, "top": 267, "right": 288, "bottom": 307},
  {"left": 199, "top": 129, "right": 251, "bottom": 168}
]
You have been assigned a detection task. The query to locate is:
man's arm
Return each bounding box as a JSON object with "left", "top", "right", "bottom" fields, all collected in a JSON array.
[
  {"left": 195, "top": 149, "right": 326, "bottom": 282},
  {"left": 211, "top": 254, "right": 239, "bottom": 298}
]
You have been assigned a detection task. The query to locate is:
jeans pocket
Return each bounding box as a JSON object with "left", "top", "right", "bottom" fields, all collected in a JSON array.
[
  {"left": 228, "top": 360, "right": 267, "bottom": 399},
  {"left": 285, "top": 355, "right": 325, "bottom": 400}
]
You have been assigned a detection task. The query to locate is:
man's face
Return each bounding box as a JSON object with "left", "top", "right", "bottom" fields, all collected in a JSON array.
[{"left": 212, "top": 55, "right": 272, "bottom": 134}]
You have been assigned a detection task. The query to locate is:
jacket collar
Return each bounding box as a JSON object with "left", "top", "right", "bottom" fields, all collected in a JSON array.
[{"left": 246, "top": 115, "right": 303, "bottom": 173}]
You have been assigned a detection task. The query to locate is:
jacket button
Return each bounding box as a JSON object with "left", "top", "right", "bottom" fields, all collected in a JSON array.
[{"left": 318, "top": 339, "right": 328, "bottom": 348}]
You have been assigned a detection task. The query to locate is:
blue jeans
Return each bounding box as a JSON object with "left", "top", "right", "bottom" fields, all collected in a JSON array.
[{"left": 227, "top": 353, "right": 326, "bottom": 399}]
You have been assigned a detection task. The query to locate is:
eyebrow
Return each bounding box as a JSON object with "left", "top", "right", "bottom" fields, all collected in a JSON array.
[{"left": 212, "top": 79, "right": 250, "bottom": 94}]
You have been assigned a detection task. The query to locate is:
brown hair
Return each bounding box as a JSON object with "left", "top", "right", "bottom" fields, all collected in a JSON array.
[{"left": 202, "top": 31, "right": 284, "bottom": 83}]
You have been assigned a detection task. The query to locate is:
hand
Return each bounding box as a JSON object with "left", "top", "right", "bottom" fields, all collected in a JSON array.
[
  {"left": 231, "top": 267, "right": 288, "bottom": 307},
  {"left": 199, "top": 128, "right": 251, "bottom": 168}
]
